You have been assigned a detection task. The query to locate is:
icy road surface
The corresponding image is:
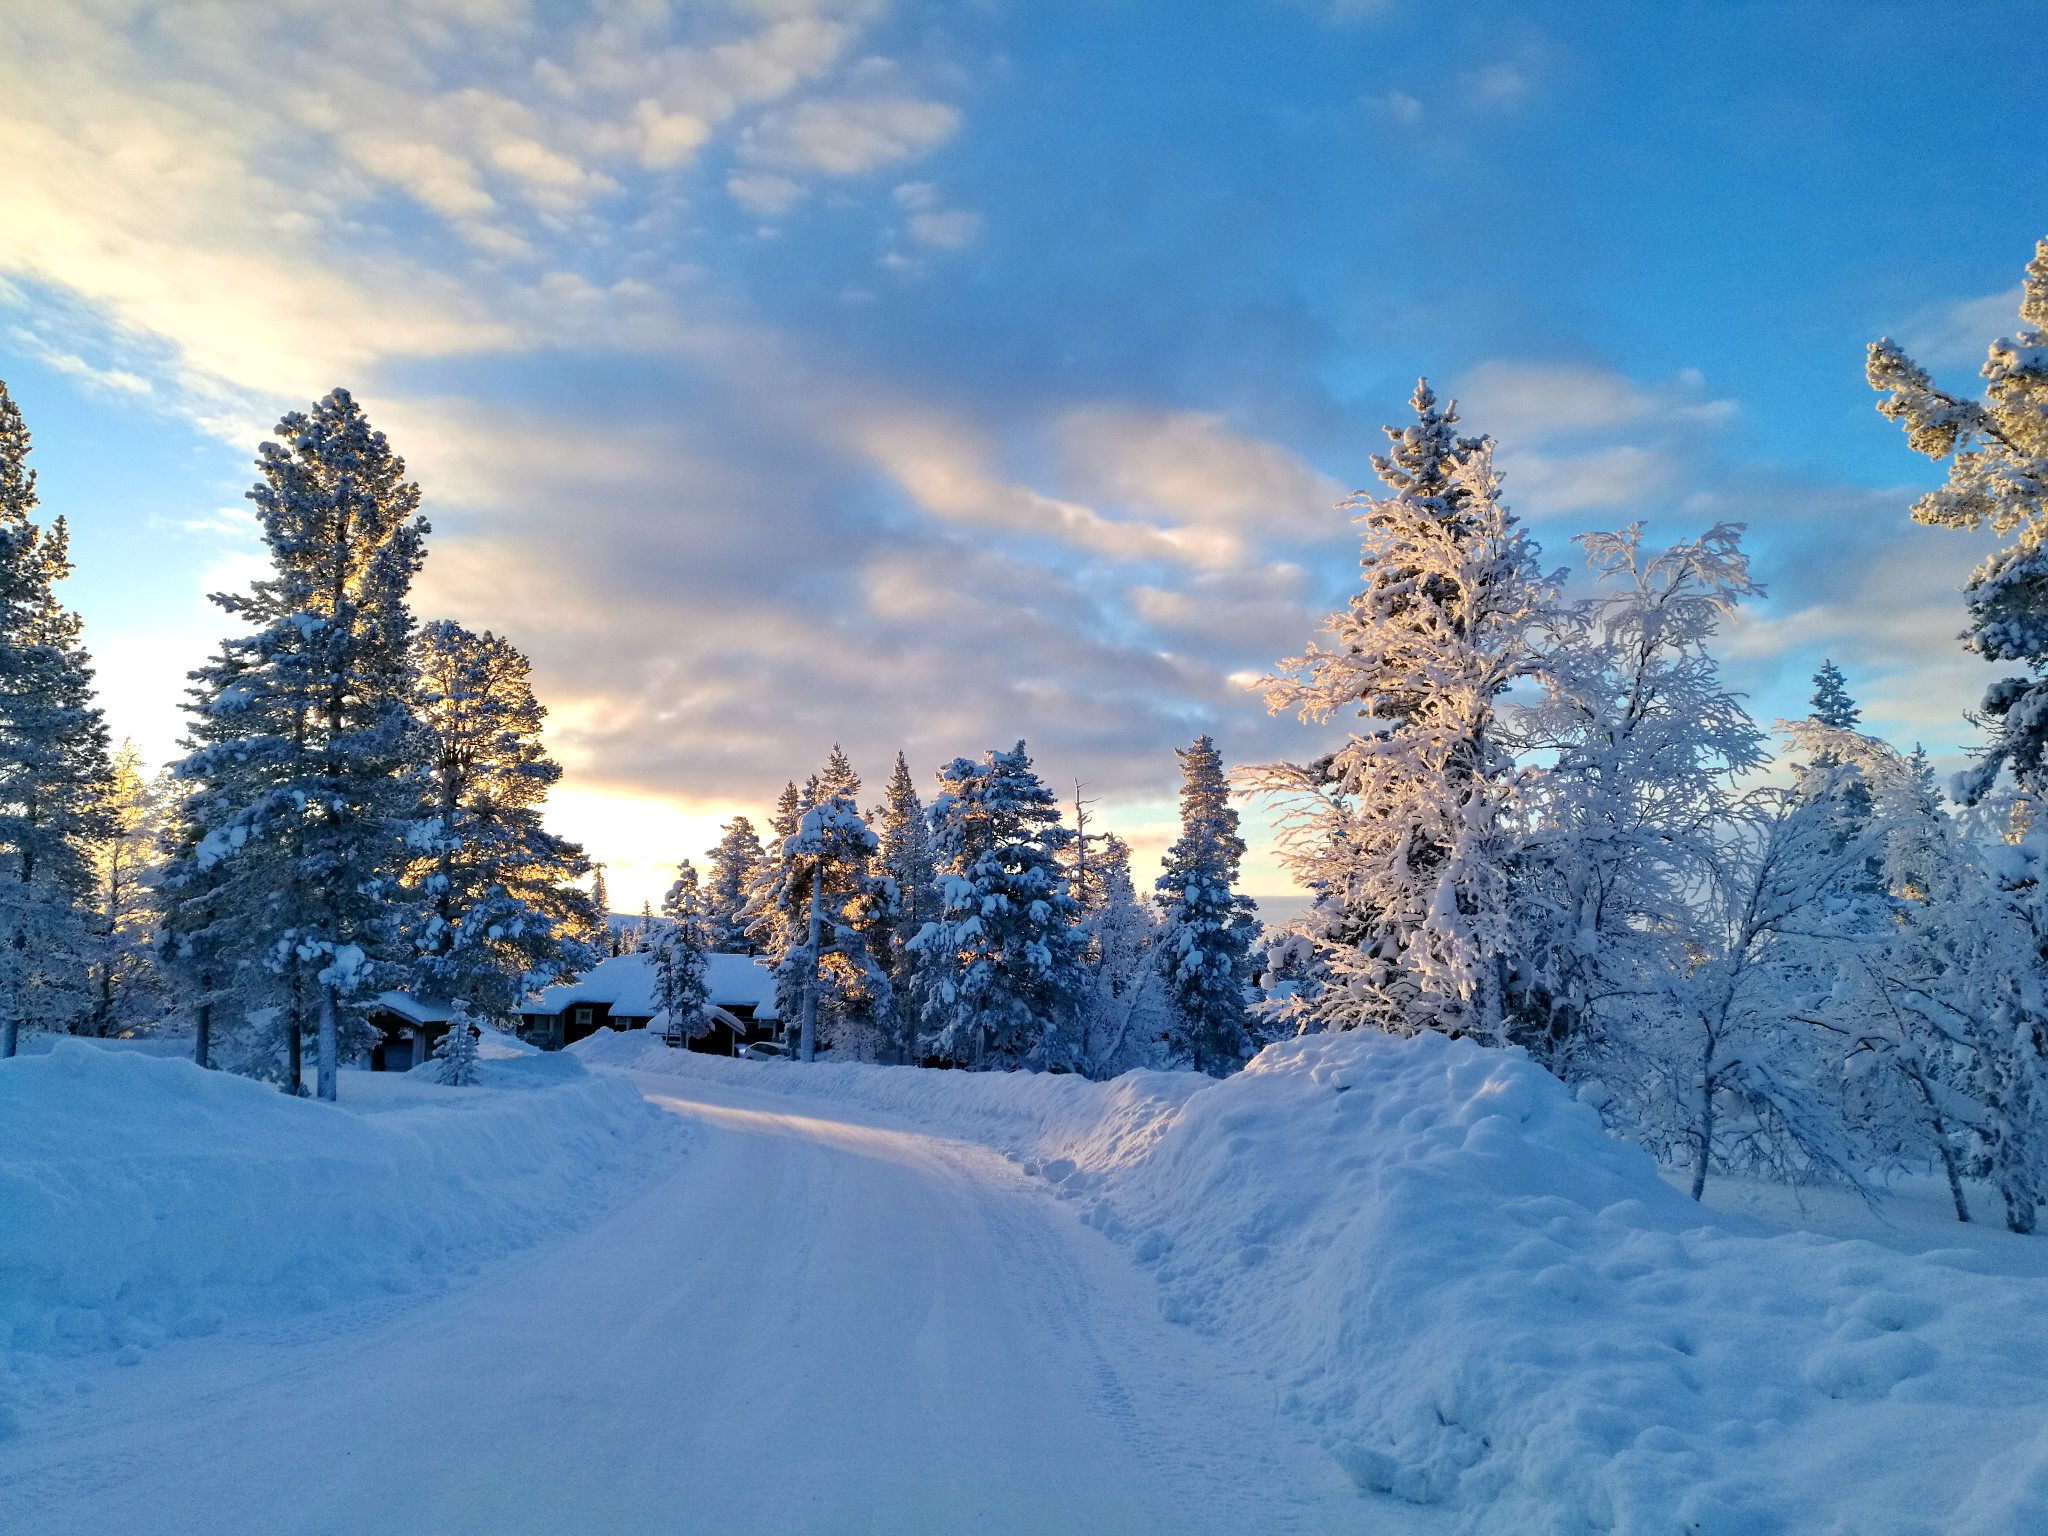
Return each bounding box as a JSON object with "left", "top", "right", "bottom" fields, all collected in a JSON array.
[{"left": 0, "top": 1068, "right": 1383, "bottom": 1536}]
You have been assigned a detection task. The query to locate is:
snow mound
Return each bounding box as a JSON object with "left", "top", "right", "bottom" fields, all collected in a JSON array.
[
  {"left": 0, "top": 1041, "right": 673, "bottom": 1414},
  {"left": 611, "top": 1032, "right": 2048, "bottom": 1534}
]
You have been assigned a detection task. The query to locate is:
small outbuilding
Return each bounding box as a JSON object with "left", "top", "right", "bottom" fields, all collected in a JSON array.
[{"left": 362, "top": 993, "right": 457, "bottom": 1072}]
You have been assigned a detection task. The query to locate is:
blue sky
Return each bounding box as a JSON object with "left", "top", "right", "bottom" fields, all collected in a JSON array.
[{"left": 0, "top": 0, "right": 2041, "bottom": 908}]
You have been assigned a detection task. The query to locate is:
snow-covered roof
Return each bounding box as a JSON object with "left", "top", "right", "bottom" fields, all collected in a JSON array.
[
  {"left": 528, "top": 951, "right": 779, "bottom": 1021},
  {"left": 370, "top": 992, "right": 457, "bottom": 1026}
]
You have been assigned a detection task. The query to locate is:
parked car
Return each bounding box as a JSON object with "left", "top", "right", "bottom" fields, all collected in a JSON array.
[{"left": 740, "top": 1040, "right": 790, "bottom": 1061}]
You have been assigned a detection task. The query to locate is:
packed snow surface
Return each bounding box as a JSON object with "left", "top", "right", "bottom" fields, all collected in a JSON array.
[
  {"left": 599, "top": 1031, "right": 2048, "bottom": 1535},
  {"left": 4, "top": 1029, "right": 2046, "bottom": 1534},
  {"left": 0, "top": 1039, "right": 672, "bottom": 1406}
]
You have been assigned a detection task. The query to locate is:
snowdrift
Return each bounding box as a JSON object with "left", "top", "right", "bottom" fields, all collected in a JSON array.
[
  {"left": 0, "top": 1042, "right": 673, "bottom": 1407},
  {"left": 598, "top": 1032, "right": 2048, "bottom": 1535}
]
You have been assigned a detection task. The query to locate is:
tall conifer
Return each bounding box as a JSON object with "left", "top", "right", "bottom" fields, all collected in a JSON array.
[
  {"left": 159, "top": 389, "right": 423, "bottom": 1098},
  {"left": 0, "top": 380, "right": 111, "bottom": 1056}
]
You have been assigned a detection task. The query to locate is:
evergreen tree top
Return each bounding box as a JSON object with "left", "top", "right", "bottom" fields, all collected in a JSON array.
[
  {"left": 0, "top": 380, "right": 39, "bottom": 525},
  {"left": 1368, "top": 378, "right": 1489, "bottom": 505},
  {"left": 1809, "top": 659, "right": 1861, "bottom": 730}
]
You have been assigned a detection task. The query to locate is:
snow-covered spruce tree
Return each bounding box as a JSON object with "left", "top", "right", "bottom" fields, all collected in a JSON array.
[
  {"left": 1246, "top": 383, "right": 1558, "bottom": 1042},
  {"left": 405, "top": 621, "right": 599, "bottom": 1024},
  {"left": 742, "top": 781, "right": 807, "bottom": 973},
  {"left": 652, "top": 860, "right": 712, "bottom": 1041},
  {"left": 1810, "top": 660, "right": 1861, "bottom": 731},
  {"left": 1156, "top": 736, "right": 1258, "bottom": 1075},
  {"left": 876, "top": 751, "right": 936, "bottom": 1063},
  {"left": 1869, "top": 236, "right": 2048, "bottom": 802},
  {"left": 83, "top": 742, "right": 170, "bottom": 1037},
  {"left": 704, "top": 816, "right": 766, "bottom": 953},
  {"left": 0, "top": 379, "right": 112, "bottom": 1057},
  {"left": 908, "top": 743, "right": 1086, "bottom": 1069},
  {"left": 429, "top": 998, "right": 481, "bottom": 1086},
  {"left": 770, "top": 793, "right": 894, "bottom": 1061},
  {"left": 158, "top": 388, "right": 424, "bottom": 1099},
  {"left": 156, "top": 643, "right": 257, "bottom": 1072},
  {"left": 1077, "top": 832, "right": 1164, "bottom": 1077},
  {"left": 1503, "top": 524, "right": 1767, "bottom": 1076}
]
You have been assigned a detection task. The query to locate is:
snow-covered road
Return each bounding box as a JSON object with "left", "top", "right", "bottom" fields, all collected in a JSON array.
[{"left": 0, "top": 1068, "right": 1380, "bottom": 1536}]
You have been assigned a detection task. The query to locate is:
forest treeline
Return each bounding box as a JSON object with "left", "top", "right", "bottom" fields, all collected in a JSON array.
[{"left": 1, "top": 237, "right": 2043, "bottom": 1228}]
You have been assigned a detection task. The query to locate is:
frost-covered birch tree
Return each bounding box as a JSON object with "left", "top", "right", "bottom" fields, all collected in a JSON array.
[
  {"left": 1246, "top": 382, "right": 1557, "bottom": 1042},
  {"left": 1078, "top": 832, "right": 1164, "bottom": 1077},
  {"left": 0, "top": 379, "right": 111, "bottom": 1057},
  {"left": 1156, "top": 735, "right": 1257, "bottom": 1075},
  {"left": 1504, "top": 524, "right": 1766, "bottom": 1074},
  {"left": 158, "top": 389, "right": 423, "bottom": 1099}
]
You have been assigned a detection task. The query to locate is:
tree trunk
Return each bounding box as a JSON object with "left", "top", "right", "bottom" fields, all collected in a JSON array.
[
  {"left": 194, "top": 1000, "right": 212, "bottom": 1072},
  {"left": 799, "top": 869, "right": 823, "bottom": 1064},
  {"left": 1, "top": 1015, "right": 16, "bottom": 1058},
  {"left": 286, "top": 1011, "right": 304, "bottom": 1096},
  {"left": 1937, "top": 1136, "right": 1971, "bottom": 1224},
  {"left": 1689, "top": 1059, "right": 1715, "bottom": 1201},
  {"left": 317, "top": 987, "right": 339, "bottom": 1101}
]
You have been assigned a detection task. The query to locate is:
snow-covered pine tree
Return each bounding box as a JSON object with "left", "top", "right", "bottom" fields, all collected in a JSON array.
[
  {"left": 1869, "top": 235, "right": 2048, "bottom": 802},
  {"left": 908, "top": 742, "right": 1085, "bottom": 1069},
  {"left": 652, "top": 860, "right": 712, "bottom": 1041},
  {"left": 1077, "top": 832, "right": 1164, "bottom": 1077},
  {"left": 1246, "top": 382, "right": 1558, "bottom": 1043},
  {"left": 0, "top": 379, "right": 112, "bottom": 1057},
  {"left": 1156, "top": 736, "right": 1258, "bottom": 1075},
  {"left": 742, "top": 781, "right": 806, "bottom": 971},
  {"left": 705, "top": 817, "right": 766, "bottom": 952},
  {"left": 876, "top": 751, "right": 935, "bottom": 1063},
  {"left": 83, "top": 742, "right": 170, "bottom": 1037},
  {"left": 1504, "top": 524, "right": 1767, "bottom": 1075},
  {"left": 1810, "top": 660, "right": 1861, "bottom": 730},
  {"left": 430, "top": 998, "right": 481, "bottom": 1086},
  {"left": 157, "top": 388, "right": 425, "bottom": 1099},
  {"left": 157, "top": 643, "right": 256, "bottom": 1072},
  {"left": 592, "top": 865, "right": 611, "bottom": 924},
  {"left": 405, "top": 621, "right": 599, "bottom": 1024},
  {"left": 818, "top": 744, "right": 861, "bottom": 800},
  {"left": 773, "top": 794, "right": 893, "bottom": 1061}
]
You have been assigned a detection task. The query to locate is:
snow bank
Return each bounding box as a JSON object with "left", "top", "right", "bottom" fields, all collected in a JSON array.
[
  {"left": 601, "top": 1032, "right": 2048, "bottom": 1535},
  {"left": 0, "top": 1041, "right": 673, "bottom": 1412}
]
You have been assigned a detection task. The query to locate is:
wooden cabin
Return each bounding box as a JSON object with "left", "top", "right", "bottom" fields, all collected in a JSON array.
[
  {"left": 362, "top": 993, "right": 457, "bottom": 1072},
  {"left": 514, "top": 952, "right": 781, "bottom": 1054}
]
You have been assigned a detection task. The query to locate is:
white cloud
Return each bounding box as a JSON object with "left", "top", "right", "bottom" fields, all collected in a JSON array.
[
  {"left": 1897, "top": 285, "right": 2026, "bottom": 373},
  {"left": 341, "top": 135, "right": 495, "bottom": 218},
  {"left": 1371, "top": 90, "right": 1424, "bottom": 125},
  {"left": 1458, "top": 361, "right": 1734, "bottom": 441},
  {"left": 858, "top": 413, "right": 1243, "bottom": 567},
  {"left": 1463, "top": 62, "right": 1533, "bottom": 112},
  {"left": 1057, "top": 407, "right": 1346, "bottom": 538},
  {"left": 728, "top": 172, "right": 805, "bottom": 215},
  {"left": 741, "top": 97, "right": 961, "bottom": 175},
  {"left": 907, "top": 208, "right": 983, "bottom": 250}
]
